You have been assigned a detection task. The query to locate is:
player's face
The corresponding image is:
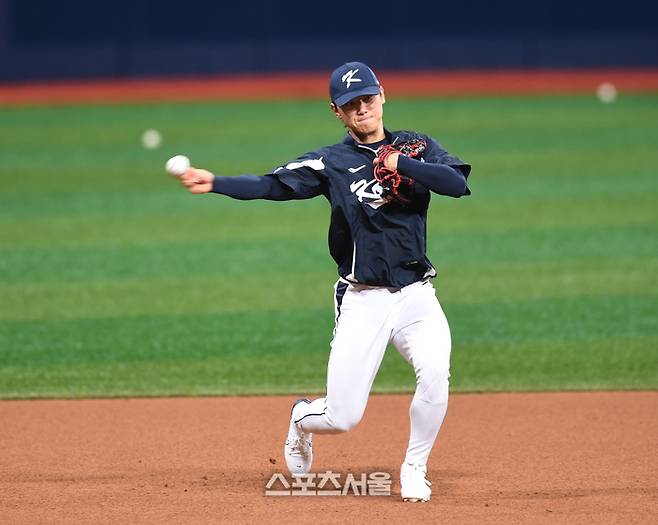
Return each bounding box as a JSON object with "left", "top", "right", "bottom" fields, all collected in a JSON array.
[{"left": 331, "top": 90, "right": 386, "bottom": 142}]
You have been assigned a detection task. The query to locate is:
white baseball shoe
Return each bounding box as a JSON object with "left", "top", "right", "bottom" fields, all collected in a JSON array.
[
  {"left": 284, "top": 399, "right": 313, "bottom": 474},
  {"left": 400, "top": 462, "right": 432, "bottom": 502}
]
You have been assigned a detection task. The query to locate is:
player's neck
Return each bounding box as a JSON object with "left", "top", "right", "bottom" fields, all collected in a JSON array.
[{"left": 349, "top": 127, "right": 386, "bottom": 145}]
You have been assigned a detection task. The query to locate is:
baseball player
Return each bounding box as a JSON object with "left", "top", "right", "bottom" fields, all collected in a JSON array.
[{"left": 178, "top": 61, "right": 471, "bottom": 502}]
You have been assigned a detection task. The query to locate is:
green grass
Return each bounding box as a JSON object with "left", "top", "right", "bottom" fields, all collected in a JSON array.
[{"left": 1, "top": 94, "right": 657, "bottom": 398}]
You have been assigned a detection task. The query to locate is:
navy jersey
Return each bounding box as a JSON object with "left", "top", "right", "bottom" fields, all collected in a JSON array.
[{"left": 268, "top": 129, "right": 470, "bottom": 288}]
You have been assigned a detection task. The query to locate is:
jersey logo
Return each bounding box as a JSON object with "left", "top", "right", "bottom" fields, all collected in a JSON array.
[
  {"left": 350, "top": 178, "right": 387, "bottom": 209},
  {"left": 278, "top": 157, "right": 325, "bottom": 172},
  {"left": 348, "top": 164, "right": 366, "bottom": 173},
  {"left": 341, "top": 69, "right": 362, "bottom": 89}
]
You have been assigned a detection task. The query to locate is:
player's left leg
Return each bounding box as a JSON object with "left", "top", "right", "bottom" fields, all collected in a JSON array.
[{"left": 391, "top": 281, "right": 452, "bottom": 501}]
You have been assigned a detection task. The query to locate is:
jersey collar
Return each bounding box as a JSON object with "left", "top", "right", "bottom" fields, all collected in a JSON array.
[{"left": 341, "top": 128, "right": 397, "bottom": 148}]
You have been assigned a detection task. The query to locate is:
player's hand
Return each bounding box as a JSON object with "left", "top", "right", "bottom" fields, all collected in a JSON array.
[
  {"left": 180, "top": 168, "right": 214, "bottom": 194},
  {"left": 382, "top": 151, "right": 400, "bottom": 171}
]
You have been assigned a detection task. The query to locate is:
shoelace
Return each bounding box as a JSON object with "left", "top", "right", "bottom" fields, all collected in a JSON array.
[{"left": 287, "top": 437, "right": 310, "bottom": 456}]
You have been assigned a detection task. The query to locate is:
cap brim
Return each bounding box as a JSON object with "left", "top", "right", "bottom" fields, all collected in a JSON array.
[{"left": 334, "top": 86, "right": 382, "bottom": 107}]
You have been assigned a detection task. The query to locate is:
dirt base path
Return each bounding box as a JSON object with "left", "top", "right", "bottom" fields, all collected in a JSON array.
[
  {"left": 1, "top": 70, "right": 657, "bottom": 106},
  {"left": 1, "top": 392, "right": 656, "bottom": 524}
]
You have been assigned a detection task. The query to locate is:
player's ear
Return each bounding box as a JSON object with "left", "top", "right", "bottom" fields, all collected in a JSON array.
[
  {"left": 380, "top": 87, "right": 386, "bottom": 104},
  {"left": 330, "top": 101, "right": 341, "bottom": 119}
]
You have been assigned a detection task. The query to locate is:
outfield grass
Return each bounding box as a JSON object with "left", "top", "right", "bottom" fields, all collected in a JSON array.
[{"left": 0, "top": 95, "right": 657, "bottom": 398}]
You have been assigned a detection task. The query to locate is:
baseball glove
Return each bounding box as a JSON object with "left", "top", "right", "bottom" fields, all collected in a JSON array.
[{"left": 373, "top": 139, "right": 427, "bottom": 205}]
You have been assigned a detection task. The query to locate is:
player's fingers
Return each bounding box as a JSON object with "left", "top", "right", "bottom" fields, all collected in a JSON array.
[
  {"left": 384, "top": 152, "right": 400, "bottom": 171},
  {"left": 189, "top": 183, "right": 211, "bottom": 194},
  {"left": 180, "top": 171, "right": 200, "bottom": 188}
]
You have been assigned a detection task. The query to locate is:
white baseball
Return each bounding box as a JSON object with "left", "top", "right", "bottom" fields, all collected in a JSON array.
[
  {"left": 165, "top": 155, "right": 190, "bottom": 177},
  {"left": 596, "top": 82, "right": 617, "bottom": 104}
]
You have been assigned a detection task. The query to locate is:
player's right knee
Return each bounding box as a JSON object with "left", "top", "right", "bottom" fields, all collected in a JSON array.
[
  {"left": 328, "top": 409, "right": 363, "bottom": 433},
  {"left": 332, "top": 417, "right": 360, "bottom": 433}
]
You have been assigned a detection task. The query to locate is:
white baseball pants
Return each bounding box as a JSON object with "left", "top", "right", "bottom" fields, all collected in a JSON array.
[{"left": 294, "top": 278, "right": 452, "bottom": 467}]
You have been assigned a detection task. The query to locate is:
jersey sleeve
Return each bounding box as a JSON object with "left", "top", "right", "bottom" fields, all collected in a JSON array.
[
  {"left": 268, "top": 151, "right": 328, "bottom": 199},
  {"left": 422, "top": 136, "right": 472, "bottom": 195},
  {"left": 211, "top": 173, "right": 300, "bottom": 201}
]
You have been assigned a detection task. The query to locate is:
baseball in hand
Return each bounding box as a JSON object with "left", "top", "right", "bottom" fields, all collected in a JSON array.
[{"left": 165, "top": 155, "right": 190, "bottom": 177}]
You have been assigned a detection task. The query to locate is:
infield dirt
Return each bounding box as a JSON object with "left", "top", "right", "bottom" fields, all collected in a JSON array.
[{"left": 1, "top": 392, "right": 656, "bottom": 524}]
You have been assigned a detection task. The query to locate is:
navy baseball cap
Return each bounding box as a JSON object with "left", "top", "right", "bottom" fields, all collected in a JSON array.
[{"left": 330, "top": 62, "right": 382, "bottom": 107}]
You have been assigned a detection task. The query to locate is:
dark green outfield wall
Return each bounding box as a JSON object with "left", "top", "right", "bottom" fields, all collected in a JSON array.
[{"left": 0, "top": 0, "right": 657, "bottom": 81}]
